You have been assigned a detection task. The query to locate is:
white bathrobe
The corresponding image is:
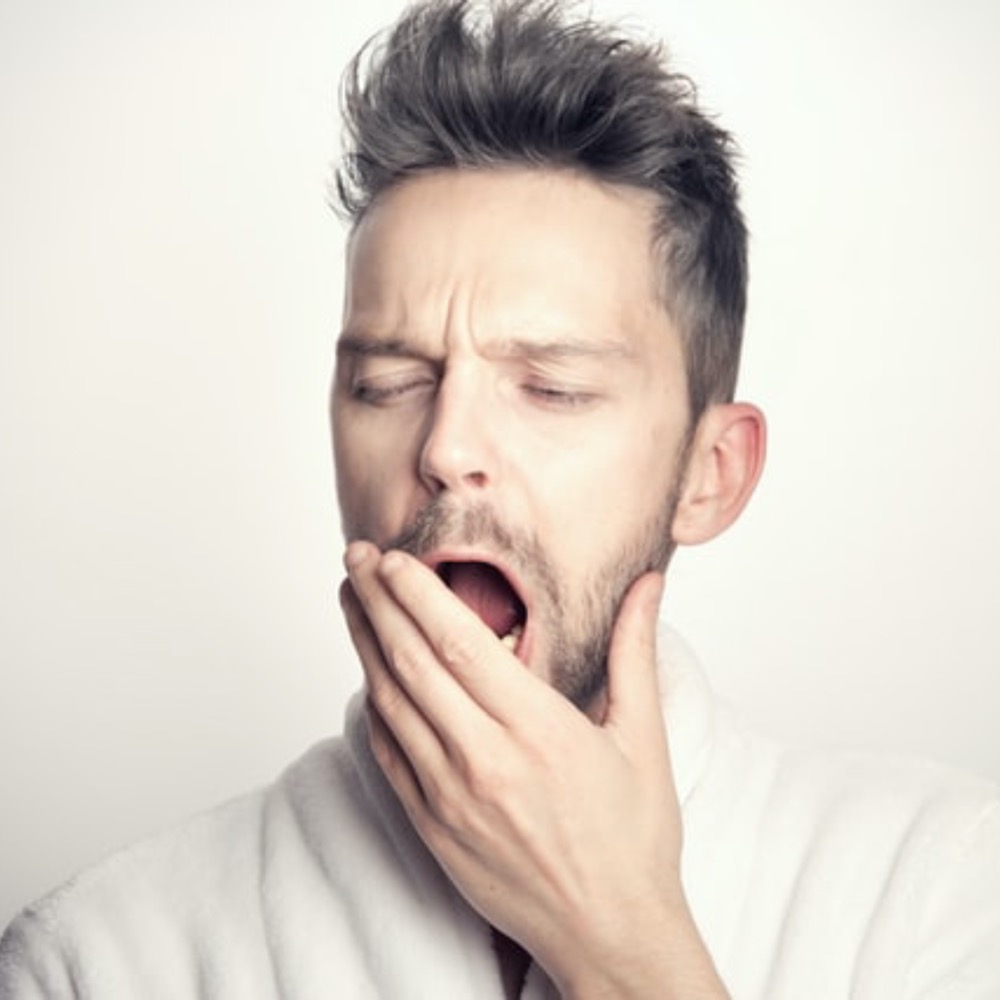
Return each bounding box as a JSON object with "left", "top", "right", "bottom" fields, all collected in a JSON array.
[{"left": 2, "top": 630, "right": 999, "bottom": 998}]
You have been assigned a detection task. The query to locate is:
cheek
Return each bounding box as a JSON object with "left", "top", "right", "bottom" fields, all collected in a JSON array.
[
  {"left": 333, "top": 411, "right": 423, "bottom": 542},
  {"left": 546, "top": 421, "right": 680, "bottom": 548},
  {"left": 333, "top": 412, "right": 379, "bottom": 535}
]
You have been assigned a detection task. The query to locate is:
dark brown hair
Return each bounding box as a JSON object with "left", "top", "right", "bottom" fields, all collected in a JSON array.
[{"left": 335, "top": 0, "right": 747, "bottom": 419}]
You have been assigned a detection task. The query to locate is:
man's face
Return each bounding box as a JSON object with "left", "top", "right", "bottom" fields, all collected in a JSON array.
[{"left": 332, "top": 168, "right": 692, "bottom": 708}]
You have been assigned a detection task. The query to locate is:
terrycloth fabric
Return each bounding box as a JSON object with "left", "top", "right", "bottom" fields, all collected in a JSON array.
[{"left": 2, "top": 629, "right": 999, "bottom": 998}]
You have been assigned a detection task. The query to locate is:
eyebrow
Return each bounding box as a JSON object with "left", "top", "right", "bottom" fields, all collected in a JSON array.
[
  {"left": 336, "top": 332, "right": 634, "bottom": 362},
  {"left": 336, "top": 334, "right": 427, "bottom": 359},
  {"left": 493, "top": 337, "right": 634, "bottom": 362}
]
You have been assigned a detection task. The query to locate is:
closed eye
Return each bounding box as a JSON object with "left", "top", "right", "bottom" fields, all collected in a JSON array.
[
  {"left": 522, "top": 382, "right": 597, "bottom": 409},
  {"left": 351, "top": 375, "right": 437, "bottom": 406}
]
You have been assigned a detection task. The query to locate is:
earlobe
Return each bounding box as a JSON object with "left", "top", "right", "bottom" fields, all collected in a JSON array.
[{"left": 671, "top": 403, "right": 766, "bottom": 547}]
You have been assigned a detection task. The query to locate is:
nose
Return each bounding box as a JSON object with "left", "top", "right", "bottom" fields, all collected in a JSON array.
[{"left": 418, "top": 368, "right": 497, "bottom": 496}]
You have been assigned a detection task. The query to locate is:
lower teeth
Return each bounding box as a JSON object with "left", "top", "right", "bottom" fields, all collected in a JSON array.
[{"left": 499, "top": 624, "right": 523, "bottom": 650}]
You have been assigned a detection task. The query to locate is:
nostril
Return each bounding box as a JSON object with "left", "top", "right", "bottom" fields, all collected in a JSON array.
[{"left": 418, "top": 442, "right": 491, "bottom": 494}]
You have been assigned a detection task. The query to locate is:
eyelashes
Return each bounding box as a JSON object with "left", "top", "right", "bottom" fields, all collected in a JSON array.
[
  {"left": 349, "top": 375, "right": 436, "bottom": 405},
  {"left": 520, "top": 383, "right": 596, "bottom": 408},
  {"left": 344, "top": 353, "right": 603, "bottom": 412},
  {"left": 350, "top": 377, "right": 597, "bottom": 411}
]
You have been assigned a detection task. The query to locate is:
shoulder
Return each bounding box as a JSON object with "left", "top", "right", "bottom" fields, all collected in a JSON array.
[
  {"left": 701, "top": 701, "right": 1000, "bottom": 887},
  {"left": 0, "top": 737, "right": 353, "bottom": 999},
  {"left": 775, "top": 748, "right": 1000, "bottom": 996},
  {"left": 687, "top": 705, "right": 1000, "bottom": 997},
  {"left": 767, "top": 741, "right": 1000, "bottom": 875}
]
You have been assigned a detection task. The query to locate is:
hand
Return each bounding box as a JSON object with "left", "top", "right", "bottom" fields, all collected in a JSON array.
[{"left": 340, "top": 541, "right": 728, "bottom": 999}]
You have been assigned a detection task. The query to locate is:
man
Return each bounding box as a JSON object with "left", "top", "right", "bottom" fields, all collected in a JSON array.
[{"left": 2, "top": 1, "right": 998, "bottom": 998}]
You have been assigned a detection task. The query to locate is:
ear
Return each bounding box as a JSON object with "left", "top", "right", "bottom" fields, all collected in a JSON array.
[{"left": 671, "top": 402, "right": 766, "bottom": 546}]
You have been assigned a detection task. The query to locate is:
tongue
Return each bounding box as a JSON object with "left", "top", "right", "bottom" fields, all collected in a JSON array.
[{"left": 445, "top": 562, "right": 522, "bottom": 638}]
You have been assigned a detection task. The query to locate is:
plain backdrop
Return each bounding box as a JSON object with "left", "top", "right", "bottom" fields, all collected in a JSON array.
[{"left": 2, "top": 0, "right": 998, "bottom": 928}]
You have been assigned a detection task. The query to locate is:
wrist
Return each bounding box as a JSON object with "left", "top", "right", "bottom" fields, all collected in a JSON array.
[{"left": 553, "top": 898, "right": 729, "bottom": 1000}]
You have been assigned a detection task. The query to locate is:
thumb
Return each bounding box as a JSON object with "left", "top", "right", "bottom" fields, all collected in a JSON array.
[{"left": 603, "top": 571, "right": 665, "bottom": 736}]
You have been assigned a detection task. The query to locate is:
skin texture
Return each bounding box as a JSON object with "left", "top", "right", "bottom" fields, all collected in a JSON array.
[{"left": 331, "top": 168, "right": 765, "bottom": 998}]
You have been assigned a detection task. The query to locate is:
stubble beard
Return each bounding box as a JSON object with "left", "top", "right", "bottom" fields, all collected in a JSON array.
[{"left": 381, "top": 479, "right": 682, "bottom": 712}]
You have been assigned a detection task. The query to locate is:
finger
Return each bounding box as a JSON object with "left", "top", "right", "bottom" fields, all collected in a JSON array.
[
  {"left": 345, "top": 541, "right": 425, "bottom": 657},
  {"left": 603, "top": 571, "right": 667, "bottom": 745},
  {"left": 365, "top": 697, "right": 430, "bottom": 818},
  {"left": 345, "top": 544, "right": 505, "bottom": 752},
  {"left": 339, "top": 574, "right": 450, "bottom": 778}
]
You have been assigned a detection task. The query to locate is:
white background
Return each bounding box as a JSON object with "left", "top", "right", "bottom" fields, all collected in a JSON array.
[{"left": 2, "top": 0, "right": 998, "bottom": 928}]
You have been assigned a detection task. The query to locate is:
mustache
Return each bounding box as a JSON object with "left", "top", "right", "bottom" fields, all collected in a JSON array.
[{"left": 387, "top": 499, "right": 523, "bottom": 559}]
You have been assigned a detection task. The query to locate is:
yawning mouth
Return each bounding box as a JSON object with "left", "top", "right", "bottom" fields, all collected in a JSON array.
[{"left": 436, "top": 560, "right": 527, "bottom": 653}]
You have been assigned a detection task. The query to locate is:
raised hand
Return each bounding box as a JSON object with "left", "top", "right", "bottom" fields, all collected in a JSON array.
[{"left": 341, "top": 541, "right": 728, "bottom": 999}]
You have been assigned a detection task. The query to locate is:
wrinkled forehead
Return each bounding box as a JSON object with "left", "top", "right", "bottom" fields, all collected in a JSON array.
[{"left": 341, "top": 168, "right": 678, "bottom": 362}]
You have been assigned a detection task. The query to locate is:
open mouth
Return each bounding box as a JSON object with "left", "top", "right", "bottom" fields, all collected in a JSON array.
[{"left": 436, "top": 560, "right": 527, "bottom": 654}]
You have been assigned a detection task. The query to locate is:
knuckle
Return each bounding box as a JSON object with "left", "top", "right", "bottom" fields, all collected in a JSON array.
[
  {"left": 462, "top": 754, "right": 510, "bottom": 806},
  {"left": 425, "top": 777, "right": 467, "bottom": 833},
  {"left": 387, "top": 643, "right": 422, "bottom": 683},
  {"left": 423, "top": 756, "right": 510, "bottom": 836},
  {"left": 367, "top": 674, "right": 406, "bottom": 720},
  {"left": 437, "top": 626, "right": 482, "bottom": 672}
]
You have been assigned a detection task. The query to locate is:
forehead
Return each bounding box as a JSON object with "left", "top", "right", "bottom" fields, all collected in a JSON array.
[{"left": 343, "top": 168, "right": 676, "bottom": 357}]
